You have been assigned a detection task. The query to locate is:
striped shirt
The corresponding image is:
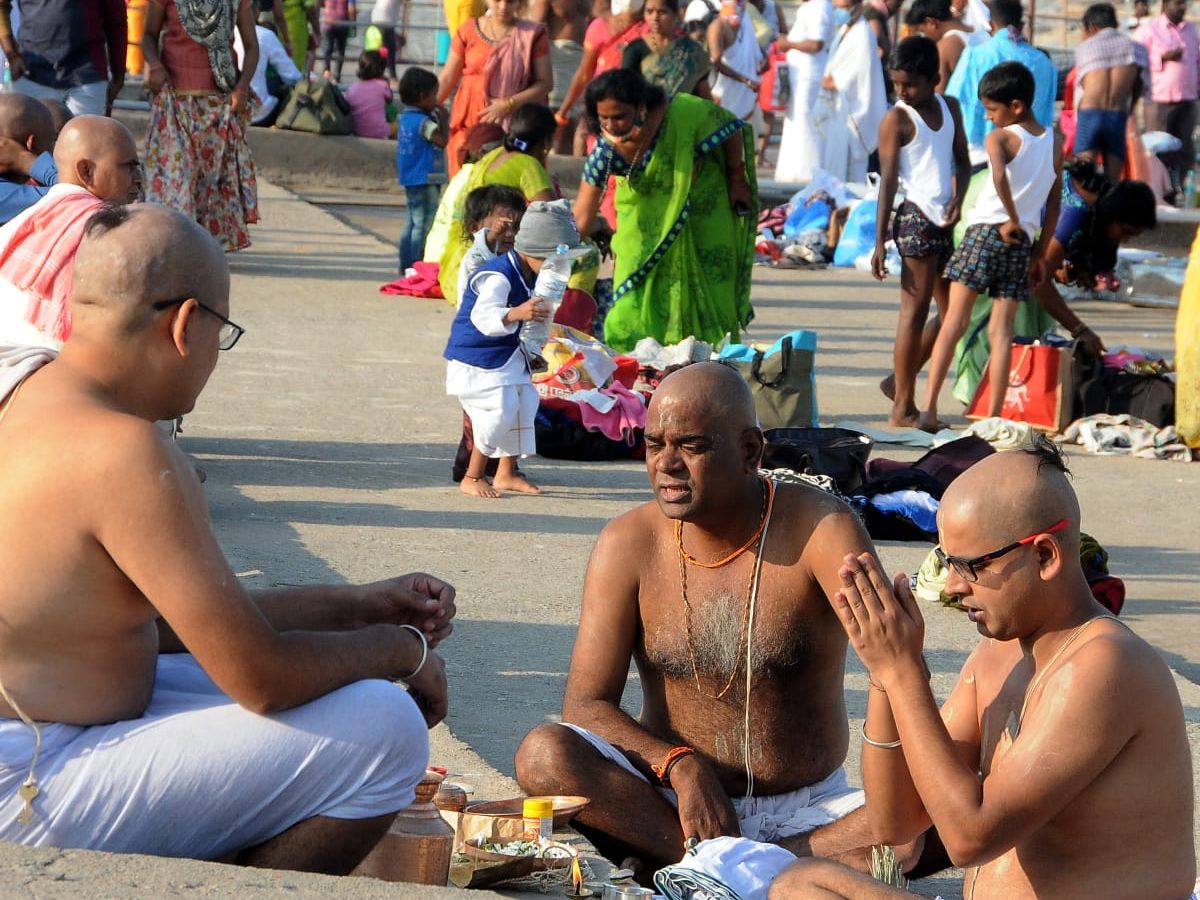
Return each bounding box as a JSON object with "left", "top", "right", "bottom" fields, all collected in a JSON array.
[{"left": 1075, "top": 26, "right": 1142, "bottom": 81}]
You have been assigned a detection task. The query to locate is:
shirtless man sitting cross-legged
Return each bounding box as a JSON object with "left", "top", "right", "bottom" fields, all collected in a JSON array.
[
  {"left": 515, "top": 362, "right": 914, "bottom": 880},
  {"left": 0, "top": 204, "right": 455, "bottom": 873},
  {"left": 770, "top": 441, "right": 1196, "bottom": 900}
]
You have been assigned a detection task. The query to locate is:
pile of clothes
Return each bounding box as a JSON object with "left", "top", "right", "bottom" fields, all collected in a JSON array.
[
  {"left": 754, "top": 169, "right": 900, "bottom": 274},
  {"left": 532, "top": 332, "right": 714, "bottom": 461},
  {"left": 755, "top": 169, "right": 857, "bottom": 267}
]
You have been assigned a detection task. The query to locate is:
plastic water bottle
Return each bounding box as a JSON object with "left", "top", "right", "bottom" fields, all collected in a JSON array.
[
  {"left": 1185, "top": 170, "right": 1196, "bottom": 209},
  {"left": 520, "top": 243, "right": 570, "bottom": 358}
]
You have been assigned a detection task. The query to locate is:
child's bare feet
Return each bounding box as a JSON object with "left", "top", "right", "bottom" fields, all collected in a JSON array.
[
  {"left": 460, "top": 475, "right": 502, "bottom": 498},
  {"left": 879, "top": 374, "right": 896, "bottom": 401},
  {"left": 492, "top": 472, "right": 541, "bottom": 494},
  {"left": 918, "top": 414, "right": 950, "bottom": 434}
]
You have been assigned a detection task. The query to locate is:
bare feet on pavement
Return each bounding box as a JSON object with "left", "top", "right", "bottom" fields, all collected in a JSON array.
[
  {"left": 460, "top": 475, "right": 502, "bottom": 498},
  {"left": 492, "top": 472, "right": 541, "bottom": 494},
  {"left": 879, "top": 374, "right": 896, "bottom": 401}
]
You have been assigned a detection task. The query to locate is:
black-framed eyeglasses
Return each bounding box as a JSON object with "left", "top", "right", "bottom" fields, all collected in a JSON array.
[
  {"left": 153, "top": 297, "right": 245, "bottom": 351},
  {"left": 936, "top": 518, "right": 1069, "bottom": 583}
]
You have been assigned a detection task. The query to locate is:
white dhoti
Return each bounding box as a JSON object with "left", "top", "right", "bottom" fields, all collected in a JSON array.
[
  {"left": 560, "top": 723, "right": 865, "bottom": 841},
  {"left": 0, "top": 654, "right": 429, "bottom": 858},
  {"left": 820, "top": 17, "right": 886, "bottom": 184},
  {"left": 457, "top": 380, "right": 540, "bottom": 458},
  {"left": 775, "top": 0, "right": 835, "bottom": 183}
]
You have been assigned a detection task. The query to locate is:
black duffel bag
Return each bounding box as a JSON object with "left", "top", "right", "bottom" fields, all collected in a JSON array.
[
  {"left": 1077, "top": 369, "right": 1176, "bottom": 427},
  {"left": 761, "top": 427, "right": 873, "bottom": 494}
]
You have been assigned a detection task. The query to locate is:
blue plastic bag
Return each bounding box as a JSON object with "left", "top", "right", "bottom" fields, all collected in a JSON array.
[
  {"left": 832, "top": 199, "right": 877, "bottom": 268},
  {"left": 783, "top": 200, "right": 832, "bottom": 242}
]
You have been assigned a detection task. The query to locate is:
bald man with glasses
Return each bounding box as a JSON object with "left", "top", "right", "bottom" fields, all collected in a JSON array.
[
  {"left": 769, "top": 440, "right": 1195, "bottom": 900},
  {"left": 0, "top": 204, "right": 458, "bottom": 874}
]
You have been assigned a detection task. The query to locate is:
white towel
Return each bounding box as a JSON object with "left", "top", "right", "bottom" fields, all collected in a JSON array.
[{"left": 653, "top": 836, "right": 796, "bottom": 900}]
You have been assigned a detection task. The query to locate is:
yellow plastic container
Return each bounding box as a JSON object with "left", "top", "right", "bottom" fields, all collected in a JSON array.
[{"left": 522, "top": 797, "right": 553, "bottom": 841}]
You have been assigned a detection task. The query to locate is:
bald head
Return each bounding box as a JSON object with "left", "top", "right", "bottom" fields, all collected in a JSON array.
[
  {"left": 644, "top": 362, "right": 763, "bottom": 517},
  {"left": 0, "top": 93, "right": 57, "bottom": 154},
  {"left": 940, "top": 442, "right": 1081, "bottom": 549},
  {"left": 70, "top": 204, "right": 229, "bottom": 336},
  {"left": 650, "top": 362, "right": 759, "bottom": 433},
  {"left": 39, "top": 99, "right": 73, "bottom": 135},
  {"left": 54, "top": 116, "right": 143, "bottom": 203}
]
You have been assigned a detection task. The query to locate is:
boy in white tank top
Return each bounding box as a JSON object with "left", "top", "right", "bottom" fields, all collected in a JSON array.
[
  {"left": 921, "top": 60, "right": 1063, "bottom": 433},
  {"left": 871, "top": 35, "right": 969, "bottom": 428}
]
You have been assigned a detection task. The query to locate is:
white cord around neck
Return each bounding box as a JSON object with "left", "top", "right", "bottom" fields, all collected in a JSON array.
[{"left": 741, "top": 479, "right": 775, "bottom": 800}]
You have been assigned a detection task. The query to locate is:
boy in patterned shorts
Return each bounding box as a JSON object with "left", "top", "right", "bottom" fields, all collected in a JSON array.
[
  {"left": 871, "top": 36, "right": 970, "bottom": 427},
  {"left": 919, "top": 61, "right": 1062, "bottom": 433}
]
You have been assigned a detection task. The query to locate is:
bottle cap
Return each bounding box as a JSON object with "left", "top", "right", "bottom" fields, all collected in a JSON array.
[{"left": 523, "top": 797, "right": 554, "bottom": 818}]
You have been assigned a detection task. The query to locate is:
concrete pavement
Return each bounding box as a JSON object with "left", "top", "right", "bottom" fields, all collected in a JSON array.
[{"left": 0, "top": 179, "right": 1194, "bottom": 900}]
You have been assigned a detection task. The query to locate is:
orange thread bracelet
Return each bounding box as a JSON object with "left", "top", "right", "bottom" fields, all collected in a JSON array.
[{"left": 652, "top": 746, "right": 696, "bottom": 786}]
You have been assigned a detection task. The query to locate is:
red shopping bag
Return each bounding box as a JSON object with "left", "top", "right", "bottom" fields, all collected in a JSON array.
[
  {"left": 758, "top": 48, "right": 790, "bottom": 113},
  {"left": 967, "top": 341, "right": 1073, "bottom": 433}
]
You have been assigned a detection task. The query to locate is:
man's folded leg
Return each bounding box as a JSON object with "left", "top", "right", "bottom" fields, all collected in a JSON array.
[{"left": 0, "top": 654, "right": 429, "bottom": 863}]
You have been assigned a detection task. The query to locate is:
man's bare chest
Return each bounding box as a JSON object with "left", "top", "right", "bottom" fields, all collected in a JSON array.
[{"left": 637, "top": 563, "right": 833, "bottom": 683}]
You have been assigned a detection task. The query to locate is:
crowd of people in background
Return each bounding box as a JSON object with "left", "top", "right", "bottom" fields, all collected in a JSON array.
[
  {"left": 218, "top": 0, "right": 1197, "bottom": 205},
  {"left": 0, "top": 0, "right": 1186, "bottom": 421}
]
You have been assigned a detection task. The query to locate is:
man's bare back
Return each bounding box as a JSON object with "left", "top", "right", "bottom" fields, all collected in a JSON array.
[
  {"left": 960, "top": 620, "right": 1193, "bottom": 899},
  {"left": 0, "top": 366, "right": 185, "bottom": 725},
  {"left": 1079, "top": 61, "right": 1141, "bottom": 110},
  {"left": 530, "top": 0, "right": 588, "bottom": 41}
]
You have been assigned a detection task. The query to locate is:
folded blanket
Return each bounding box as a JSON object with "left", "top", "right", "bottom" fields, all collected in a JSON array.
[
  {"left": 379, "top": 261, "right": 444, "bottom": 299},
  {"left": 653, "top": 836, "right": 796, "bottom": 900}
]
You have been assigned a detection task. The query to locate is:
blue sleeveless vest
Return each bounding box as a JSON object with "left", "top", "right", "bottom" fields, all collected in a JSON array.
[{"left": 443, "top": 251, "right": 531, "bottom": 369}]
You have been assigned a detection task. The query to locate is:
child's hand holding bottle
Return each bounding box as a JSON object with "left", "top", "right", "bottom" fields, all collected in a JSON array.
[{"left": 505, "top": 297, "right": 548, "bottom": 324}]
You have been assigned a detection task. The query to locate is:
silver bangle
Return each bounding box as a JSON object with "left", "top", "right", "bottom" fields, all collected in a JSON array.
[
  {"left": 861, "top": 722, "right": 902, "bottom": 749},
  {"left": 398, "top": 624, "right": 428, "bottom": 680}
]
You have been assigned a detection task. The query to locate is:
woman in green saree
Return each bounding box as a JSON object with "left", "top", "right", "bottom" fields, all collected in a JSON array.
[{"left": 573, "top": 68, "right": 757, "bottom": 352}]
